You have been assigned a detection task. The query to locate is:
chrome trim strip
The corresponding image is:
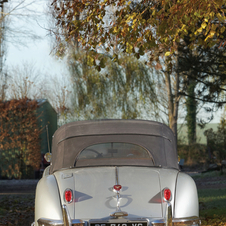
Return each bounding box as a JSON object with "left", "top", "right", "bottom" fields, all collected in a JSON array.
[
  {"left": 173, "top": 216, "right": 200, "bottom": 222},
  {"left": 110, "top": 211, "right": 128, "bottom": 217},
  {"left": 115, "top": 166, "right": 119, "bottom": 185},
  {"left": 62, "top": 204, "right": 72, "bottom": 226},
  {"left": 165, "top": 202, "right": 172, "bottom": 226},
  {"left": 37, "top": 218, "right": 63, "bottom": 226},
  {"left": 89, "top": 219, "right": 148, "bottom": 224},
  {"left": 172, "top": 216, "right": 201, "bottom": 225},
  {"left": 114, "top": 167, "right": 121, "bottom": 211},
  {"left": 37, "top": 218, "right": 84, "bottom": 226}
]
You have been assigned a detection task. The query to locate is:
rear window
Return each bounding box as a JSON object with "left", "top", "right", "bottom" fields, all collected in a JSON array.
[{"left": 77, "top": 142, "right": 152, "bottom": 160}]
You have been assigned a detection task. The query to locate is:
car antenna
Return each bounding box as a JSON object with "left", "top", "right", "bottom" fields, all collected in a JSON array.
[{"left": 46, "top": 125, "right": 51, "bottom": 154}]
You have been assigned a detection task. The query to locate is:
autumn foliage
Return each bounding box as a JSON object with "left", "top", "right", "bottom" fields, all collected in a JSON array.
[
  {"left": 0, "top": 98, "right": 41, "bottom": 179},
  {"left": 51, "top": 0, "right": 226, "bottom": 62}
]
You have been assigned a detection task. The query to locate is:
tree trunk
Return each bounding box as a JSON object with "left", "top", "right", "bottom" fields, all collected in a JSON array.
[
  {"left": 165, "top": 68, "right": 180, "bottom": 144},
  {"left": 186, "top": 78, "right": 197, "bottom": 144}
]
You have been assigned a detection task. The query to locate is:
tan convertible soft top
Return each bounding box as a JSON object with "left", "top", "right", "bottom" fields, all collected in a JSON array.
[{"left": 49, "top": 119, "right": 178, "bottom": 173}]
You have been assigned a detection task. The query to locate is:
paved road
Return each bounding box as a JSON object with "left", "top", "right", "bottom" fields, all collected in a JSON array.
[{"left": 0, "top": 179, "right": 38, "bottom": 194}]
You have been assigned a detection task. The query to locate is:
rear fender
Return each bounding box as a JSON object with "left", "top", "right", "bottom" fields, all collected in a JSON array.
[
  {"left": 35, "top": 175, "right": 63, "bottom": 226},
  {"left": 174, "top": 172, "right": 199, "bottom": 218}
]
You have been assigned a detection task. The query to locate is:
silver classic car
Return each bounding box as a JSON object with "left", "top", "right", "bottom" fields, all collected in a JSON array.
[{"left": 33, "top": 120, "right": 201, "bottom": 226}]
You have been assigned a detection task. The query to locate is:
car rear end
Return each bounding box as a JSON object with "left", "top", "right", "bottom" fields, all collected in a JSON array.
[
  {"left": 34, "top": 120, "right": 200, "bottom": 226},
  {"left": 36, "top": 166, "right": 200, "bottom": 226}
]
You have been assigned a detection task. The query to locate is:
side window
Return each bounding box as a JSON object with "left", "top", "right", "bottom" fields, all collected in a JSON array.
[{"left": 77, "top": 142, "right": 151, "bottom": 160}]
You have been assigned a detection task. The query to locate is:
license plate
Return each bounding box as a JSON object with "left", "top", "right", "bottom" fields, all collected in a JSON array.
[{"left": 91, "top": 223, "right": 147, "bottom": 226}]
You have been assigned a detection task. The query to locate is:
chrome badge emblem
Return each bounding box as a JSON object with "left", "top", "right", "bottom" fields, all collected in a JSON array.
[
  {"left": 110, "top": 167, "right": 128, "bottom": 218},
  {"left": 113, "top": 185, "right": 122, "bottom": 192}
]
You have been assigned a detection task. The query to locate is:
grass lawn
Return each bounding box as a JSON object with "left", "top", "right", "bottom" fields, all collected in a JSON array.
[
  {"left": 199, "top": 188, "right": 226, "bottom": 216},
  {"left": 193, "top": 171, "right": 226, "bottom": 225},
  {"left": 199, "top": 188, "right": 226, "bottom": 225}
]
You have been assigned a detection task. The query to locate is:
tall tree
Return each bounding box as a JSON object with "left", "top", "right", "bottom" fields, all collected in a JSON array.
[
  {"left": 68, "top": 50, "right": 159, "bottom": 121},
  {"left": 50, "top": 0, "right": 226, "bottom": 141},
  {"left": 186, "top": 80, "right": 197, "bottom": 144},
  {"left": 178, "top": 34, "right": 226, "bottom": 141}
]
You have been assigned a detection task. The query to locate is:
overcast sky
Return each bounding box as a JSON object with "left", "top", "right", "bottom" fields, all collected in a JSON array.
[{"left": 4, "top": 0, "right": 67, "bottom": 77}]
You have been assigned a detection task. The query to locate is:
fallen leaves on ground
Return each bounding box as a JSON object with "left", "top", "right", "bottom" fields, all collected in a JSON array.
[
  {"left": 0, "top": 194, "right": 34, "bottom": 226},
  {"left": 201, "top": 215, "right": 226, "bottom": 225}
]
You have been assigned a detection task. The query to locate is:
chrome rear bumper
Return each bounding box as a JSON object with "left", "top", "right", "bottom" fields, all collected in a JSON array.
[
  {"left": 36, "top": 218, "right": 201, "bottom": 226},
  {"left": 152, "top": 217, "right": 201, "bottom": 225},
  {"left": 35, "top": 204, "right": 201, "bottom": 226}
]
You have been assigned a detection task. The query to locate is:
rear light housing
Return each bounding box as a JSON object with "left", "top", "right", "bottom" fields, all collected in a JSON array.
[
  {"left": 64, "top": 189, "right": 73, "bottom": 203},
  {"left": 163, "top": 188, "right": 171, "bottom": 201}
]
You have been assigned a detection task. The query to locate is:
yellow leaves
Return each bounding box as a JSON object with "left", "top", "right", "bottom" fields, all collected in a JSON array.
[
  {"left": 98, "top": 14, "right": 102, "bottom": 20},
  {"left": 194, "top": 11, "right": 201, "bottom": 17},
  {"left": 204, "top": 30, "right": 215, "bottom": 42},
  {"left": 202, "top": 214, "right": 226, "bottom": 226},
  {"left": 194, "top": 27, "right": 203, "bottom": 35},
  {"left": 137, "top": 37, "right": 143, "bottom": 42},
  {"left": 113, "top": 26, "right": 118, "bottom": 33},
  {"left": 132, "top": 24, "right": 137, "bottom": 29},
  {"left": 126, "top": 13, "right": 137, "bottom": 23},
  {"left": 133, "top": 18, "right": 137, "bottom": 24},
  {"left": 184, "top": 15, "right": 190, "bottom": 23},
  {"left": 52, "top": 0, "right": 226, "bottom": 62},
  {"left": 211, "top": 24, "right": 218, "bottom": 31},
  {"left": 210, "top": 12, "right": 215, "bottom": 19},
  {"left": 97, "top": 24, "right": 100, "bottom": 31},
  {"left": 194, "top": 22, "right": 207, "bottom": 35},
  {"left": 164, "top": 37, "right": 168, "bottom": 43},
  {"left": 217, "top": 13, "right": 225, "bottom": 22},
  {"left": 209, "top": 30, "right": 215, "bottom": 37},
  {"left": 180, "top": 24, "right": 188, "bottom": 34},
  {"left": 201, "top": 22, "right": 207, "bottom": 29},
  {"left": 126, "top": 42, "right": 133, "bottom": 53},
  {"left": 165, "top": 52, "right": 171, "bottom": 57},
  {"left": 220, "top": 26, "right": 225, "bottom": 33},
  {"left": 87, "top": 55, "right": 95, "bottom": 66}
]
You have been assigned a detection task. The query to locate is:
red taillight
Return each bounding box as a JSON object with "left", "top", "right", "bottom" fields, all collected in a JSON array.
[
  {"left": 113, "top": 185, "right": 122, "bottom": 191},
  {"left": 164, "top": 188, "right": 171, "bottom": 201},
  {"left": 64, "top": 189, "right": 73, "bottom": 203}
]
